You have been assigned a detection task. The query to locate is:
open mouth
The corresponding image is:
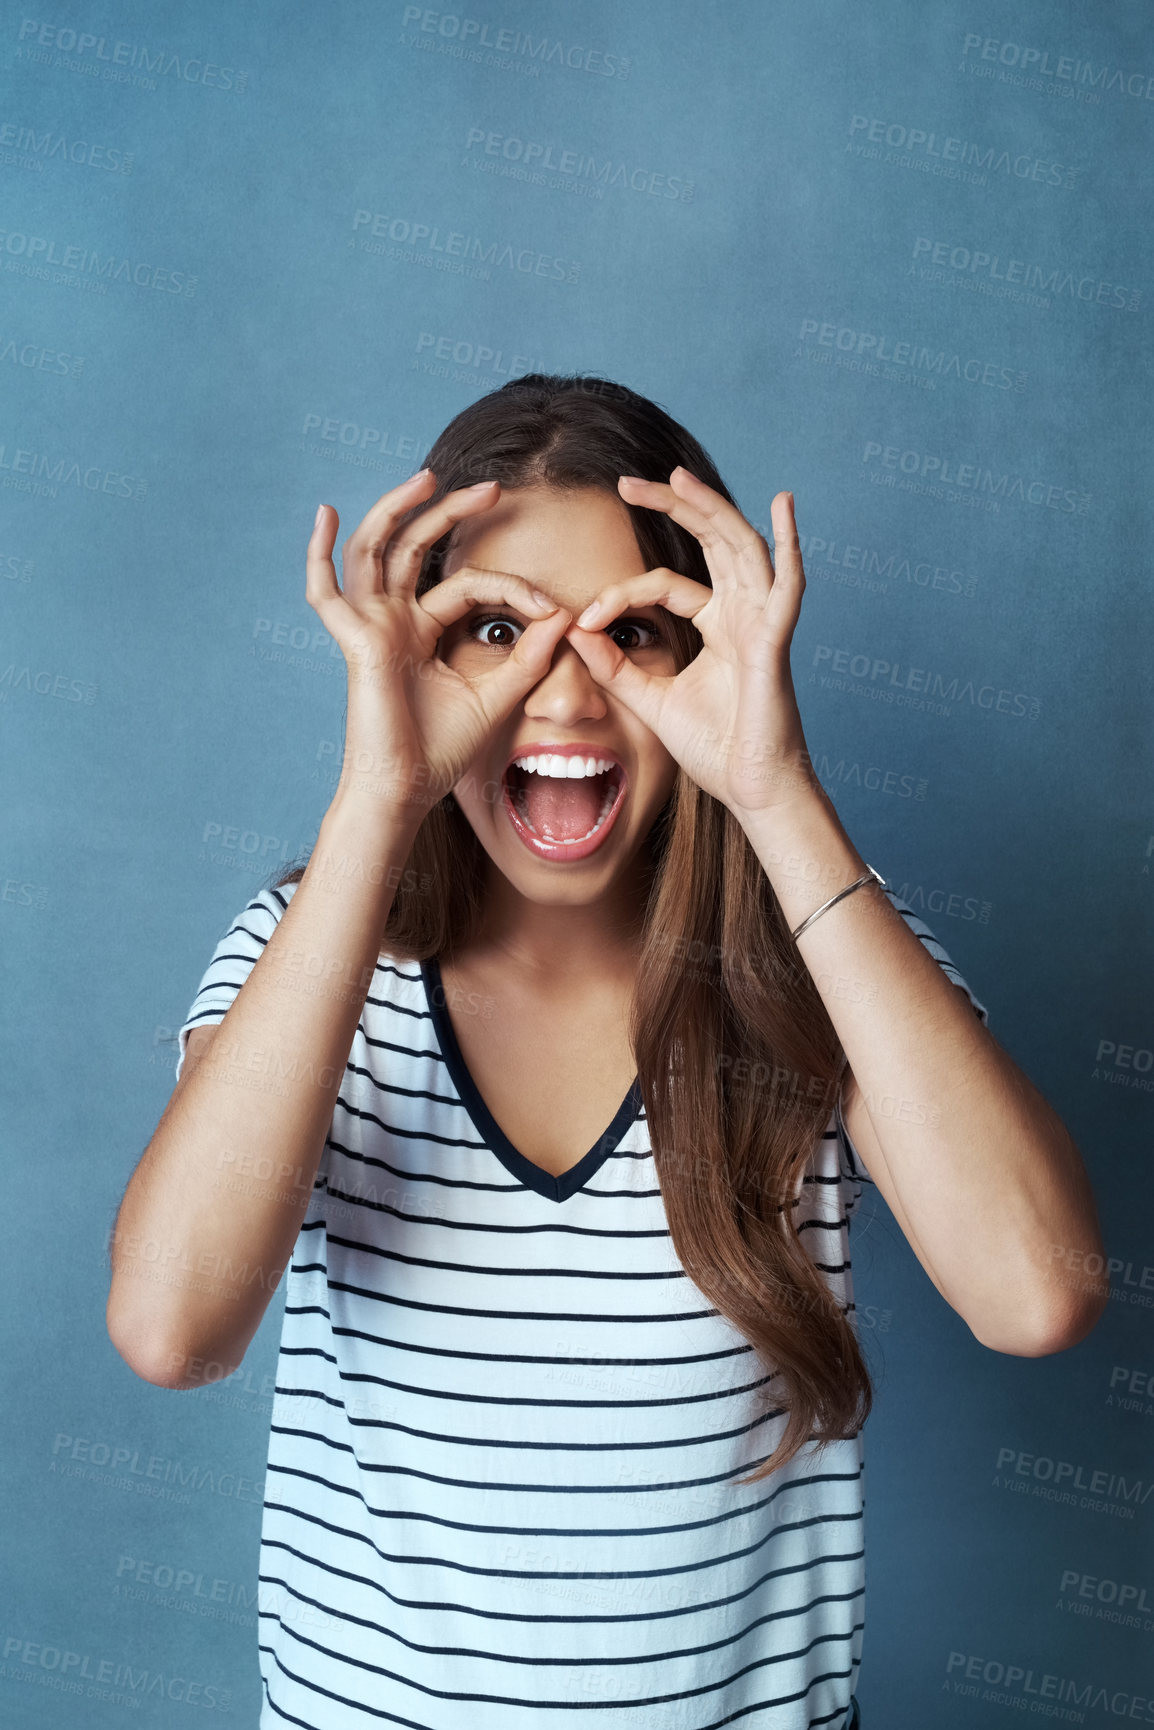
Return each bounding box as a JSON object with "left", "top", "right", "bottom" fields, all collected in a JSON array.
[{"left": 503, "top": 759, "right": 626, "bottom": 852}]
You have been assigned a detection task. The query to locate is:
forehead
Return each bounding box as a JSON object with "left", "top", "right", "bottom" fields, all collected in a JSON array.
[{"left": 441, "top": 485, "right": 647, "bottom": 604}]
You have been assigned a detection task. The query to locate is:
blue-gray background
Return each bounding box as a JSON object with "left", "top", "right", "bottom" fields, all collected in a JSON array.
[{"left": 2, "top": 0, "right": 1151, "bottom": 1723}]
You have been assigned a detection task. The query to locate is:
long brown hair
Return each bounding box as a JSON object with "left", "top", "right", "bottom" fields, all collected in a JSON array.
[{"left": 273, "top": 372, "right": 869, "bottom": 1482}]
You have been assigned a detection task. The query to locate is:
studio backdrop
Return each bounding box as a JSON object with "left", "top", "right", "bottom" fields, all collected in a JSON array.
[{"left": 2, "top": 1, "right": 1151, "bottom": 1725}]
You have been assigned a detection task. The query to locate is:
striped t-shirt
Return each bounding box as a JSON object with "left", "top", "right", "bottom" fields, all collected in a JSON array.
[{"left": 176, "top": 879, "right": 988, "bottom": 1730}]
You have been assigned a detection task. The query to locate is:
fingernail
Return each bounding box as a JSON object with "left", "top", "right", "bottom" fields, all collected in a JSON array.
[
  {"left": 407, "top": 467, "right": 430, "bottom": 483},
  {"left": 469, "top": 479, "right": 496, "bottom": 490},
  {"left": 314, "top": 504, "right": 325, "bottom": 527},
  {"left": 530, "top": 587, "right": 556, "bottom": 608},
  {"left": 576, "top": 602, "right": 601, "bottom": 626}
]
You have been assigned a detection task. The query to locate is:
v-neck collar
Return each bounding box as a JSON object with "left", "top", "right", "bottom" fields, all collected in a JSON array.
[{"left": 419, "top": 955, "right": 643, "bottom": 1204}]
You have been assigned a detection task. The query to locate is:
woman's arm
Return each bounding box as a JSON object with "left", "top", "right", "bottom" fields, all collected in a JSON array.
[
  {"left": 108, "top": 469, "right": 576, "bottom": 1389},
  {"left": 742, "top": 781, "right": 1109, "bottom": 1357},
  {"left": 560, "top": 472, "right": 1108, "bottom": 1358},
  {"left": 107, "top": 794, "right": 414, "bottom": 1388}
]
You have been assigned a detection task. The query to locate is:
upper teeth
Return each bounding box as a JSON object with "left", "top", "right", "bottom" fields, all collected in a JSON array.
[{"left": 511, "top": 754, "right": 616, "bottom": 778}]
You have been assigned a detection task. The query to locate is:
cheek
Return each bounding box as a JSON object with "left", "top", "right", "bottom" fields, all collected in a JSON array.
[
  {"left": 451, "top": 763, "right": 506, "bottom": 819},
  {"left": 438, "top": 637, "right": 473, "bottom": 671},
  {"left": 639, "top": 747, "right": 679, "bottom": 810}
]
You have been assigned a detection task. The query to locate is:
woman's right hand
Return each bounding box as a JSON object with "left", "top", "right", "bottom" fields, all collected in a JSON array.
[{"left": 306, "top": 471, "right": 571, "bottom": 829}]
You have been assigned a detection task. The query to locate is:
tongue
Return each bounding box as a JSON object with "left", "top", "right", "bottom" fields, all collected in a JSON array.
[{"left": 523, "top": 773, "right": 606, "bottom": 842}]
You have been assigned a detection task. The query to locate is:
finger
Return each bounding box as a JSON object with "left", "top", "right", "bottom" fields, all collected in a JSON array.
[
  {"left": 569, "top": 567, "right": 711, "bottom": 631},
  {"left": 330, "top": 470, "right": 435, "bottom": 605},
  {"left": 469, "top": 605, "right": 581, "bottom": 730},
  {"left": 416, "top": 567, "right": 567, "bottom": 632},
  {"left": 306, "top": 502, "right": 364, "bottom": 642},
  {"left": 378, "top": 480, "right": 503, "bottom": 603},
  {"left": 339, "top": 475, "right": 498, "bottom": 605},
  {"left": 767, "top": 491, "right": 805, "bottom": 611},
  {"left": 559, "top": 626, "right": 673, "bottom": 735},
  {"left": 619, "top": 470, "right": 772, "bottom": 597}
]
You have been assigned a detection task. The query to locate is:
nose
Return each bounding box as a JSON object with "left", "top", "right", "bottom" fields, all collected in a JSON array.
[{"left": 522, "top": 632, "right": 608, "bottom": 722}]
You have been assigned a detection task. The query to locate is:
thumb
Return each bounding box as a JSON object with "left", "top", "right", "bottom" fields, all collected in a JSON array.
[{"left": 476, "top": 607, "right": 572, "bottom": 726}]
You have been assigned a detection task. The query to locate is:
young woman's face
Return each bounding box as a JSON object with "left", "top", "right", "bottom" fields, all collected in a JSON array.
[{"left": 436, "top": 484, "right": 683, "bottom": 907}]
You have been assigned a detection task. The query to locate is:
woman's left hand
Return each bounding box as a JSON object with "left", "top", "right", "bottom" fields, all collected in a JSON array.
[{"left": 563, "top": 467, "right": 820, "bottom": 819}]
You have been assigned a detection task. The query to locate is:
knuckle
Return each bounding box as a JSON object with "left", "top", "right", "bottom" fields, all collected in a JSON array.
[
  {"left": 431, "top": 570, "right": 471, "bottom": 597},
  {"left": 388, "top": 534, "right": 423, "bottom": 563}
]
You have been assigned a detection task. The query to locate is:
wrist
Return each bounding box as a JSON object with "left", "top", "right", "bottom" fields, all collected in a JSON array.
[
  {"left": 735, "top": 786, "right": 873, "bottom": 932},
  {"left": 319, "top": 787, "right": 426, "bottom": 872}
]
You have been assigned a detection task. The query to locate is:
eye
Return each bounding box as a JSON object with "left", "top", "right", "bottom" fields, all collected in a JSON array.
[
  {"left": 463, "top": 610, "right": 665, "bottom": 651},
  {"left": 467, "top": 611, "right": 525, "bottom": 648},
  {"left": 607, "top": 616, "right": 663, "bottom": 651}
]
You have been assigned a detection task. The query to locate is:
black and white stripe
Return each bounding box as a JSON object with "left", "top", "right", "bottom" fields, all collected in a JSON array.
[{"left": 177, "top": 882, "right": 987, "bottom": 1729}]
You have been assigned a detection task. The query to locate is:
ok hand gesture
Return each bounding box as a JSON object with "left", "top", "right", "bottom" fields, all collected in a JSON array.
[{"left": 562, "top": 470, "right": 819, "bottom": 819}]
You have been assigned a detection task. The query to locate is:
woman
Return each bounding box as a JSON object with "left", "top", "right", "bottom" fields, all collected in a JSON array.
[{"left": 108, "top": 373, "right": 1108, "bottom": 1730}]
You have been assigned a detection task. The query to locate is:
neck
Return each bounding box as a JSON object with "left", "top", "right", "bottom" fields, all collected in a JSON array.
[{"left": 456, "top": 854, "right": 654, "bottom": 989}]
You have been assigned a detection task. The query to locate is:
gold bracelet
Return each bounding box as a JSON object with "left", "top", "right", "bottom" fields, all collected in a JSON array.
[{"left": 790, "top": 865, "right": 886, "bottom": 942}]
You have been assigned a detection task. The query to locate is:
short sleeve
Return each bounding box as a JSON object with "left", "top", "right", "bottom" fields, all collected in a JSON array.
[
  {"left": 174, "top": 881, "right": 299, "bottom": 1080},
  {"left": 834, "top": 886, "right": 990, "bottom": 1204}
]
